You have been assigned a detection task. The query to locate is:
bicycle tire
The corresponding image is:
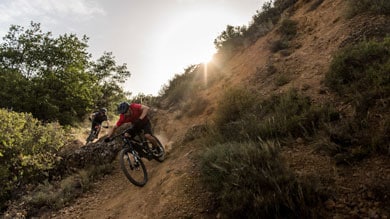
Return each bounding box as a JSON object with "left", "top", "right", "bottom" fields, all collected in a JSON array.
[
  {"left": 85, "top": 131, "right": 96, "bottom": 144},
  {"left": 119, "top": 148, "right": 148, "bottom": 187},
  {"left": 150, "top": 135, "right": 166, "bottom": 162}
]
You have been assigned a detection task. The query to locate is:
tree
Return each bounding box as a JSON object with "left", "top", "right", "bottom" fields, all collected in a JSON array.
[
  {"left": 89, "top": 51, "right": 131, "bottom": 110},
  {"left": 214, "top": 25, "right": 246, "bottom": 50},
  {"left": 0, "top": 22, "right": 130, "bottom": 125}
]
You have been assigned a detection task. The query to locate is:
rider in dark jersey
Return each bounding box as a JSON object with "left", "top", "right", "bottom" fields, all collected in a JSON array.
[{"left": 89, "top": 108, "right": 110, "bottom": 139}]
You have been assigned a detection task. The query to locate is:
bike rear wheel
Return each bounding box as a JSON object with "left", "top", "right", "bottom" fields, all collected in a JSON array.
[
  {"left": 150, "top": 135, "right": 166, "bottom": 162},
  {"left": 119, "top": 148, "right": 148, "bottom": 187}
]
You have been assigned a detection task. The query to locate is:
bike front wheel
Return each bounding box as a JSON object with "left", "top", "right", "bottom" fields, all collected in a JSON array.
[
  {"left": 85, "top": 131, "right": 96, "bottom": 144},
  {"left": 119, "top": 148, "right": 148, "bottom": 187}
]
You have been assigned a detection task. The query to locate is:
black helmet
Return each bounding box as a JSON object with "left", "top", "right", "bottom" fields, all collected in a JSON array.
[
  {"left": 117, "top": 102, "right": 129, "bottom": 114},
  {"left": 100, "top": 108, "right": 107, "bottom": 113}
]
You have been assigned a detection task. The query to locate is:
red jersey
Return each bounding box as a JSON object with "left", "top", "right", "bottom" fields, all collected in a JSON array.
[{"left": 116, "top": 103, "right": 146, "bottom": 127}]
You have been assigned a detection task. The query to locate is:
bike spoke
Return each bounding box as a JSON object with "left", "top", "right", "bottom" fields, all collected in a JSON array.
[{"left": 120, "top": 149, "right": 147, "bottom": 186}]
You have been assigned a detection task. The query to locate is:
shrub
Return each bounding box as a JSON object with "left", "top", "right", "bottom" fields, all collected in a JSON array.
[
  {"left": 279, "top": 19, "right": 298, "bottom": 39},
  {"left": 307, "top": 0, "right": 324, "bottom": 12},
  {"left": 200, "top": 140, "right": 321, "bottom": 218},
  {"left": 325, "top": 38, "right": 389, "bottom": 119},
  {"left": 24, "top": 163, "right": 113, "bottom": 215},
  {"left": 0, "top": 109, "right": 68, "bottom": 209},
  {"left": 274, "top": 0, "right": 298, "bottom": 12},
  {"left": 275, "top": 74, "right": 290, "bottom": 86},
  {"left": 270, "top": 39, "right": 289, "bottom": 52},
  {"left": 325, "top": 38, "right": 390, "bottom": 100},
  {"left": 214, "top": 87, "right": 257, "bottom": 128},
  {"left": 214, "top": 88, "right": 339, "bottom": 143},
  {"left": 253, "top": 90, "right": 334, "bottom": 140},
  {"left": 269, "top": 19, "right": 297, "bottom": 53},
  {"left": 216, "top": 0, "right": 298, "bottom": 56},
  {"left": 213, "top": 87, "right": 259, "bottom": 142},
  {"left": 325, "top": 37, "right": 390, "bottom": 156},
  {"left": 346, "top": 0, "right": 390, "bottom": 17}
]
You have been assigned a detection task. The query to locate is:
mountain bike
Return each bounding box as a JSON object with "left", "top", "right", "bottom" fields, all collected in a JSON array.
[
  {"left": 111, "top": 125, "right": 166, "bottom": 187},
  {"left": 86, "top": 124, "right": 109, "bottom": 144}
]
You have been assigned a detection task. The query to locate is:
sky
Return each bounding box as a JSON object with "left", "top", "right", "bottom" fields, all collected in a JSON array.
[{"left": 0, "top": 0, "right": 266, "bottom": 96}]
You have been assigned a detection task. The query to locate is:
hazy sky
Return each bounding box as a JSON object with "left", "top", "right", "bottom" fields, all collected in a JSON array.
[{"left": 0, "top": 0, "right": 265, "bottom": 96}]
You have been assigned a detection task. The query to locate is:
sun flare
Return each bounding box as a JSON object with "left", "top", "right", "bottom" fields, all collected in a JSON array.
[
  {"left": 143, "top": 6, "right": 250, "bottom": 95},
  {"left": 201, "top": 48, "right": 216, "bottom": 64}
]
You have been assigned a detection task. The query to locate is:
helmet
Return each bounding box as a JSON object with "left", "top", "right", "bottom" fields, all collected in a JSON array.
[
  {"left": 117, "top": 102, "right": 130, "bottom": 114},
  {"left": 100, "top": 108, "right": 107, "bottom": 113}
]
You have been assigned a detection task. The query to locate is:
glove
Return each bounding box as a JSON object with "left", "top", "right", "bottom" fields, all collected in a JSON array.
[{"left": 104, "top": 137, "right": 112, "bottom": 143}]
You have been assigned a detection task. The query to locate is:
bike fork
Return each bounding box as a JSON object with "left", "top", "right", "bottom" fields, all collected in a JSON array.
[{"left": 127, "top": 151, "right": 141, "bottom": 170}]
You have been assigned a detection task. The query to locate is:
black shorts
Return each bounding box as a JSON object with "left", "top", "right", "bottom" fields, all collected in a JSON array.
[
  {"left": 127, "top": 119, "right": 153, "bottom": 136},
  {"left": 91, "top": 121, "right": 102, "bottom": 130}
]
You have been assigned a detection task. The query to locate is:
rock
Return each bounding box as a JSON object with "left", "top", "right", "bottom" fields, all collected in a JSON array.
[
  {"left": 296, "top": 137, "right": 304, "bottom": 144},
  {"left": 368, "top": 209, "right": 378, "bottom": 218},
  {"left": 324, "top": 199, "right": 336, "bottom": 210}
]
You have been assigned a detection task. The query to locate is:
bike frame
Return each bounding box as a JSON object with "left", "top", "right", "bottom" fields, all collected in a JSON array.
[
  {"left": 114, "top": 124, "right": 166, "bottom": 159},
  {"left": 85, "top": 123, "right": 107, "bottom": 144},
  {"left": 115, "top": 127, "right": 154, "bottom": 160}
]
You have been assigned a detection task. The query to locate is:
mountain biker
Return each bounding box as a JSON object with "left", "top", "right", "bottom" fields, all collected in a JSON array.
[
  {"left": 89, "top": 108, "right": 110, "bottom": 140},
  {"left": 104, "top": 102, "right": 160, "bottom": 151}
]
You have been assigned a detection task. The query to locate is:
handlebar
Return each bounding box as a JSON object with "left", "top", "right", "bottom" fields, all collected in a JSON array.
[{"left": 110, "top": 124, "right": 135, "bottom": 140}]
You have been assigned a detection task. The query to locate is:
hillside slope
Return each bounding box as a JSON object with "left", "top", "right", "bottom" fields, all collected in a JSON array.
[{"left": 43, "top": 0, "right": 389, "bottom": 218}]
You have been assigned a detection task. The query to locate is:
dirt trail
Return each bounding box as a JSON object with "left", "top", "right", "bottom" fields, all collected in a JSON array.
[{"left": 46, "top": 108, "right": 215, "bottom": 219}]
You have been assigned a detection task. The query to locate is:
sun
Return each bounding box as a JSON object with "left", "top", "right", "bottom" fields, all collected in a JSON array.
[{"left": 200, "top": 47, "right": 216, "bottom": 64}]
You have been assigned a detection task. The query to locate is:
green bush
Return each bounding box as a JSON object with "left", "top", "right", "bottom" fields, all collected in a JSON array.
[
  {"left": 279, "top": 19, "right": 298, "bottom": 39},
  {"left": 200, "top": 140, "right": 321, "bottom": 218},
  {"left": 274, "top": 0, "right": 298, "bottom": 12},
  {"left": 214, "top": 88, "right": 339, "bottom": 143},
  {"left": 325, "top": 37, "right": 390, "bottom": 156},
  {"left": 0, "top": 109, "right": 67, "bottom": 209},
  {"left": 307, "top": 0, "right": 324, "bottom": 12},
  {"left": 325, "top": 38, "right": 390, "bottom": 101},
  {"left": 270, "top": 39, "right": 289, "bottom": 52},
  {"left": 215, "top": 0, "right": 298, "bottom": 56},
  {"left": 25, "top": 163, "right": 113, "bottom": 215},
  {"left": 346, "top": 0, "right": 390, "bottom": 17},
  {"left": 275, "top": 74, "right": 291, "bottom": 86},
  {"left": 269, "top": 19, "right": 297, "bottom": 53},
  {"left": 254, "top": 90, "right": 337, "bottom": 140},
  {"left": 214, "top": 87, "right": 258, "bottom": 130}
]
